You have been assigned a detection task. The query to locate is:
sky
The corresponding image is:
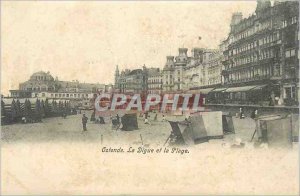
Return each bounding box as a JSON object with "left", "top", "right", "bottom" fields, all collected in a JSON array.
[{"left": 1, "top": 1, "right": 257, "bottom": 96}]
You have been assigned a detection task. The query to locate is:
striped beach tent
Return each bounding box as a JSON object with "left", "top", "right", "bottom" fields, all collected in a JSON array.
[{"left": 24, "top": 99, "right": 32, "bottom": 119}]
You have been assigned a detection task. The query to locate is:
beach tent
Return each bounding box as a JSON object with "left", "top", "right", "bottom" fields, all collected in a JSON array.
[
  {"left": 34, "top": 99, "right": 42, "bottom": 122},
  {"left": 1, "top": 100, "right": 7, "bottom": 124},
  {"left": 167, "top": 121, "right": 186, "bottom": 146},
  {"left": 24, "top": 99, "right": 32, "bottom": 119},
  {"left": 44, "top": 99, "right": 51, "bottom": 117},
  {"left": 52, "top": 100, "right": 58, "bottom": 116},
  {"left": 2, "top": 99, "right": 12, "bottom": 123},
  {"left": 166, "top": 118, "right": 206, "bottom": 146},
  {"left": 40, "top": 100, "right": 45, "bottom": 118},
  {"left": 121, "top": 113, "right": 138, "bottom": 131},
  {"left": 222, "top": 112, "right": 235, "bottom": 134},
  {"left": 18, "top": 99, "right": 26, "bottom": 118},
  {"left": 291, "top": 114, "right": 299, "bottom": 142},
  {"left": 200, "top": 111, "right": 223, "bottom": 139},
  {"left": 15, "top": 99, "right": 22, "bottom": 120},
  {"left": 265, "top": 117, "right": 292, "bottom": 148},
  {"left": 90, "top": 110, "right": 96, "bottom": 121},
  {"left": 255, "top": 115, "right": 293, "bottom": 148},
  {"left": 188, "top": 115, "right": 209, "bottom": 144},
  {"left": 172, "top": 110, "right": 183, "bottom": 116},
  {"left": 167, "top": 111, "right": 224, "bottom": 146},
  {"left": 11, "top": 99, "right": 18, "bottom": 122}
]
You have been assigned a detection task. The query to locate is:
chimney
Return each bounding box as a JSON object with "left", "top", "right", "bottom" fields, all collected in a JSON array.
[
  {"left": 256, "top": 0, "right": 271, "bottom": 14},
  {"left": 178, "top": 48, "right": 188, "bottom": 56},
  {"left": 230, "top": 12, "right": 243, "bottom": 32}
]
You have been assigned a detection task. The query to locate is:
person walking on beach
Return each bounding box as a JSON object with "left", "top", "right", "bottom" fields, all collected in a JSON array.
[
  {"left": 251, "top": 108, "right": 258, "bottom": 119},
  {"left": 239, "top": 107, "right": 245, "bottom": 119},
  {"left": 116, "top": 114, "right": 120, "bottom": 123},
  {"left": 82, "top": 114, "right": 88, "bottom": 131},
  {"left": 144, "top": 115, "right": 151, "bottom": 125},
  {"left": 162, "top": 114, "right": 166, "bottom": 122}
]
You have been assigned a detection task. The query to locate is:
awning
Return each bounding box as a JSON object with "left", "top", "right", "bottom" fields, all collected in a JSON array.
[
  {"left": 225, "top": 85, "right": 257, "bottom": 93},
  {"left": 210, "top": 88, "right": 227, "bottom": 92},
  {"left": 250, "top": 84, "right": 268, "bottom": 91},
  {"left": 188, "top": 88, "right": 214, "bottom": 94}
]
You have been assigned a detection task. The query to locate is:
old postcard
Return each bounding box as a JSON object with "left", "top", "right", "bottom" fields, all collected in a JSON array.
[{"left": 1, "top": 0, "right": 299, "bottom": 195}]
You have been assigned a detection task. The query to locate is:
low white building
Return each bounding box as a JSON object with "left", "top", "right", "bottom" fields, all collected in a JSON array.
[{"left": 32, "top": 92, "right": 95, "bottom": 99}]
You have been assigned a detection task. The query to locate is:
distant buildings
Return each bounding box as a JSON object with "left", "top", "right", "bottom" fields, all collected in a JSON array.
[
  {"left": 10, "top": 71, "right": 108, "bottom": 100},
  {"left": 114, "top": 65, "right": 148, "bottom": 94},
  {"left": 162, "top": 48, "right": 188, "bottom": 92},
  {"left": 161, "top": 56, "right": 176, "bottom": 92},
  {"left": 183, "top": 48, "right": 220, "bottom": 91},
  {"left": 147, "top": 68, "right": 162, "bottom": 94}
]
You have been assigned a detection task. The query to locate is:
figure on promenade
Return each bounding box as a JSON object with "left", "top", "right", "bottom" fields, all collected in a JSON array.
[
  {"left": 153, "top": 113, "right": 158, "bottom": 121},
  {"left": 239, "top": 107, "right": 245, "bottom": 119},
  {"left": 162, "top": 114, "right": 166, "bottom": 122},
  {"left": 144, "top": 115, "right": 151, "bottom": 125},
  {"left": 82, "top": 114, "right": 88, "bottom": 131},
  {"left": 251, "top": 108, "right": 258, "bottom": 119}
]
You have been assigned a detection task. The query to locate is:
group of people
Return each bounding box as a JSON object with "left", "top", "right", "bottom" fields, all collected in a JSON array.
[
  {"left": 239, "top": 107, "right": 259, "bottom": 119},
  {"left": 81, "top": 113, "right": 121, "bottom": 131},
  {"left": 21, "top": 116, "right": 42, "bottom": 124},
  {"left": 142, "top": 111, "right": 167, "bottom": 125}
]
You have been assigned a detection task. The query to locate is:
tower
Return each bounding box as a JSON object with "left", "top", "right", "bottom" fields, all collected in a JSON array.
[
  {"left": 256, "top": 0, "right": 271, "bottom": 14},
  {"left": 114, "top": 65, "right": 119, "bottom": 87},
  {"left": 175, "top": 48, "right": 188, "bottom": 66},
  {"left": 230, "top": 12, "right": 243, "bottom": 32}
]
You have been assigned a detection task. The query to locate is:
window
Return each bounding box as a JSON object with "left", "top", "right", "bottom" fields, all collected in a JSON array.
[
  {"left": 286, "top": 49, "right": 296, "bottom": 57},
  {"left": 282, "top": 20, "right": 287, "bottom": 28},
  {"left": 291, "top": 49, "right": 295, "bottom": 56},
  {"left": 285, "top": 87, "right": 292, "bottom": 99},
  {"left": 270, "top": 50, "right": 273, "bottom": 57},
  {"left": 291, "top": 16, "right": 297, "bottom": 24}
]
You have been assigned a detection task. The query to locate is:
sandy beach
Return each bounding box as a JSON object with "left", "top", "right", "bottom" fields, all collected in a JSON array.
[{"left": 1, "top": 111, "right": 299, "bottom": 195}]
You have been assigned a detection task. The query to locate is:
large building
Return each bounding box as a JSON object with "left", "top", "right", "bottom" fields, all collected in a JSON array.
[
  {"left": 207, "top": 50, "right": 223, "bottom": 86},
  {"left": 147, "top": 68, "right": 162, "bottom": 94},
  {"left": 114, "top": 65, "right": 148, "bottom": 94},
  {"left": 112, "top": 0, "right": 299, "bottom": 107},
  {"left": 183, "top": 48, "right": 220, "bottom": 92},
  {"left": 218, "top": 0, "right": 299, "bottom": 106},
  {"left": 10, "top": 71, "right": 107, "bottom": 99},
  {"left": 162, "top": 48, "right": 190, "bottom": 92}
]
